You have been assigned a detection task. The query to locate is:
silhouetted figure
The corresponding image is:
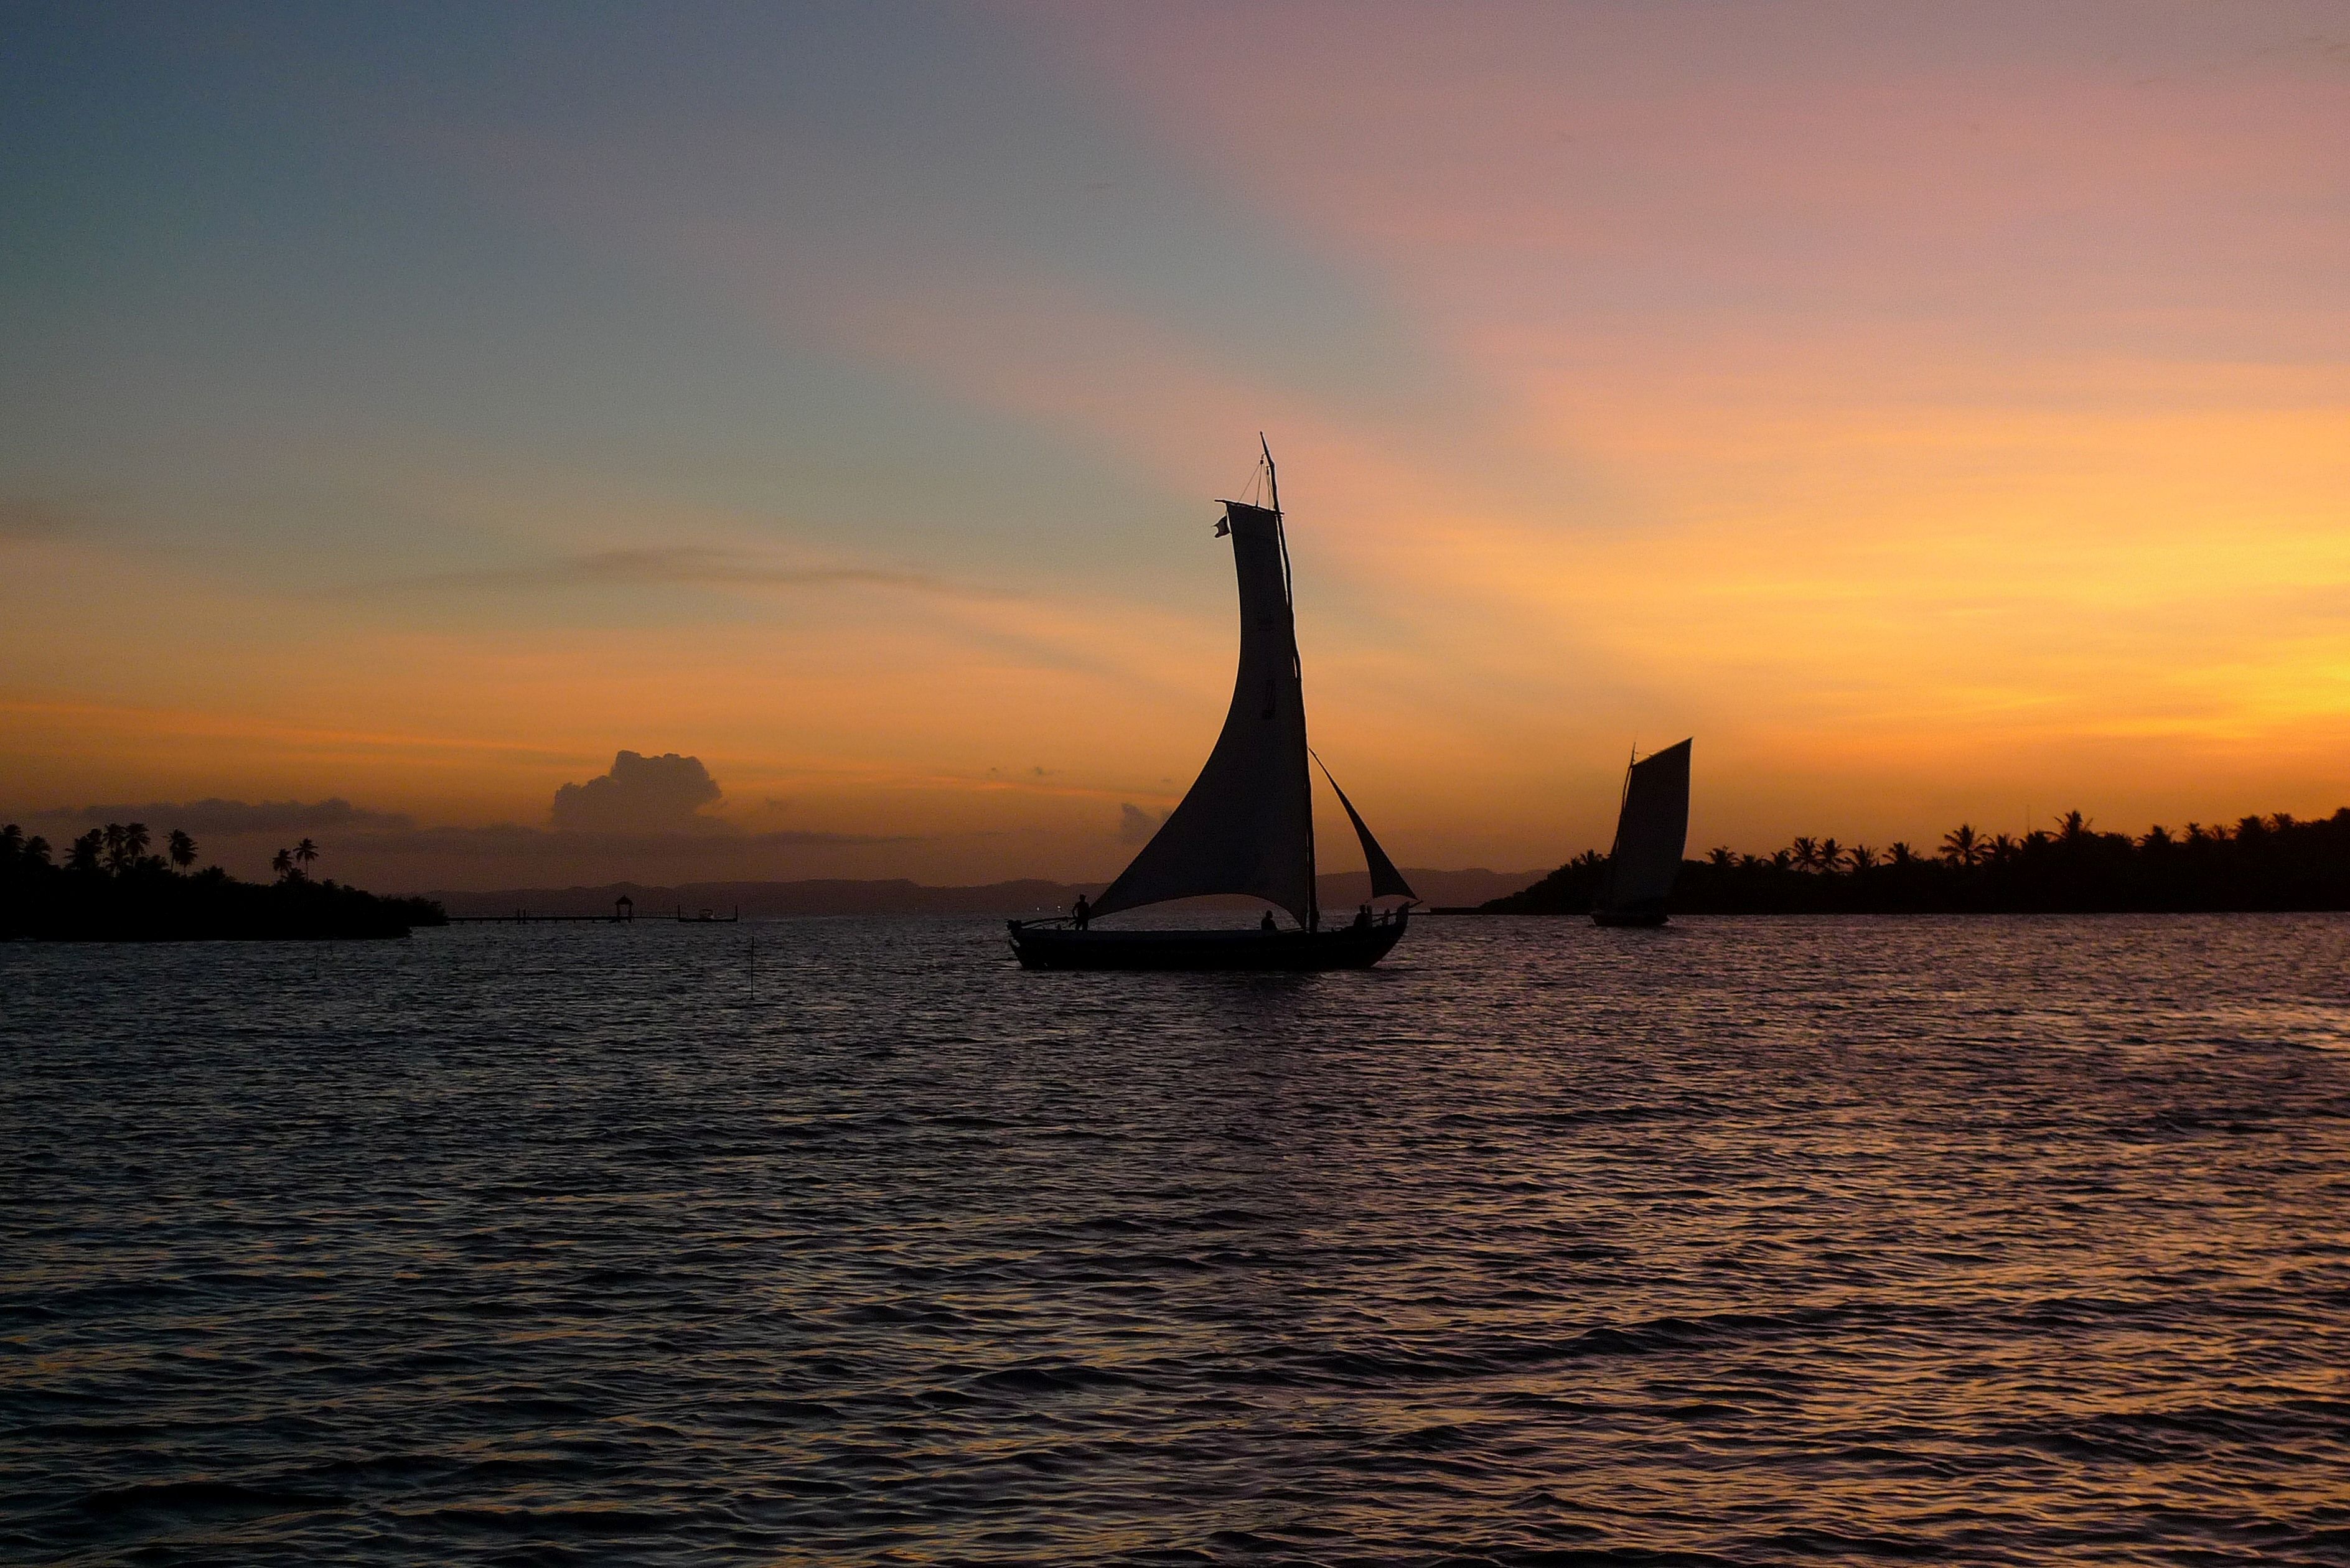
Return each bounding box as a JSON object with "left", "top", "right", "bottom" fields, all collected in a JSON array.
[
  {"left": 1072, "top": 894, "right": 1092, "bottom": 930},
  {"left": 1260, "top": 909, "right": 1277, "bottom": 931},
  {"left": 1353, "top": 904, "right": 1371, "bottom": 930}
]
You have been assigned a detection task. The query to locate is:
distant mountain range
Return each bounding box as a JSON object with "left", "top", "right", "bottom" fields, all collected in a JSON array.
[{"left": 423, "top": 868, "right": 1547, "bottom": 919}]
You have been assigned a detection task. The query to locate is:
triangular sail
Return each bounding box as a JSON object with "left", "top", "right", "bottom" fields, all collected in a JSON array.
[
  {"left": 1092, "top": 501, "right": 1316, "bottom": 925},
  {"left": 1315, "top": 754, "right": 1416, "bottom": 901},
  {"left": 1598, "top": 739, "right": 1692, "bottom": 914}
]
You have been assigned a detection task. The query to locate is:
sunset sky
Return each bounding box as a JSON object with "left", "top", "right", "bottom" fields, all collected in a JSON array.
[{"left": 4, "top": 2, "right": 2346, "bottom": 890}]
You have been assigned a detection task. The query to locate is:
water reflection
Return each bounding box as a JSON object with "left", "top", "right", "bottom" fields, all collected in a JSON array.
[{"left": 3, "top": 915, "right": 2346, "bottom": 1562}]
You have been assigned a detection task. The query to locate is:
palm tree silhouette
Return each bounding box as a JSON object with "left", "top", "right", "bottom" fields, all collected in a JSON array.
[
  {"left": 1707, "top": 846, "right": 1734, "bottom": 870},
  {"left": 271, "top": 847, "right": 294, "bottom": 880},
  {"left": 1987, "top": 833, "right": 2018, "bottom": 863},
  {"left": 2057, "top": 810, "right": 2091, "bottom": 846},
  {"left": 1846, "top": 844, "right": 1875, "bottom": 872},
  {"left": 294, "top": 838, "right": 319, "bottom": 878},
  {"left": 1791, "top": 836, "right": 1820, "bottom": 872},
  {"left": 1940, "top": 823, "right": 1982, "bottom": 867},
  {"left": 1817, "top": 838, "right": 1842, "bottom": 874},
  {"left": 1886, "top": 841, "right": 1918, "bottom": 869},
  {"left": 167, "top": 829, "right": 197, "bottom": 872}
]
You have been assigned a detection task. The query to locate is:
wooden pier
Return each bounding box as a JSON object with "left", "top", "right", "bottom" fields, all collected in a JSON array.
[
  {"left": 446, "top": 911, "right": 634, "bottom": 923},
  {"left": 442, "top": 897, "right": 743, "bottom": 925},
  {"left": 447, "top": 896, "right": 643, "bottom": 925}
]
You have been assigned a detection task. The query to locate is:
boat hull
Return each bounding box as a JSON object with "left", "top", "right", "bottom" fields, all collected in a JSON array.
[{"left": 1009, "top": 915, "right": 1408, "bottom": 971}]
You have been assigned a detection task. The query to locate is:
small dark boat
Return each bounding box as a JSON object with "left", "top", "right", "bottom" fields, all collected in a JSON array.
[
  {"left": 1591, "top": 739, "right": 1691, "bottom": 927},
  {"left": 1008, "top": 440, "right": 1416, "bottom": 972}
]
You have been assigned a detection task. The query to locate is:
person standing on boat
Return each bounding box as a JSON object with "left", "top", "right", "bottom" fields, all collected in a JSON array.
[
  {"left": 1072, "top": 894, "right": 1092, "bottom": 930},
  {"left": 1260, "top": 909, "right": 1277, "bottom": 931}
]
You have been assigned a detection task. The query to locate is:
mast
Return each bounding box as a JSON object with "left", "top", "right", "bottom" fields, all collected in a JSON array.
[{"left": 1264, "top": 432, "right": 1316, "bottom": 930}]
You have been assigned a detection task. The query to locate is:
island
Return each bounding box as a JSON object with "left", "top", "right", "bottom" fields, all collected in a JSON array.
[
  {"left": 1, "top": 823, "right": 444, "bottom": 941},
  {"left": 1486, "top": 808, "right": 2350, "bottom": 915}
]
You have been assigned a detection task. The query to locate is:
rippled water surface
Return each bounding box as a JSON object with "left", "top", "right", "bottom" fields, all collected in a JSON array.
[{"left": 5, "top": 915, "right": 2349, "bottom": 1565}]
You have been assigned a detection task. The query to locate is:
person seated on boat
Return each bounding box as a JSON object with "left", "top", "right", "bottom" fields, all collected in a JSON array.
[
  {"left": 1352, "top": 904, "right": 1371, "bottom": 930},
  {"left": 1072, "top": 894, "right": 1092, "bottom": 930},
  {"left": 1260, "top": 908, "right": 1277, "bottom": 931}
]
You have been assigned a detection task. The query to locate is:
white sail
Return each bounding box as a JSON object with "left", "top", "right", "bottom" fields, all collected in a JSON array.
[
  {"left": 1598, "top": 739, "right": 1692, "bottom": 914},
  {"left": 1091, "top": 500, "right": 1317, "bottom": 926}
]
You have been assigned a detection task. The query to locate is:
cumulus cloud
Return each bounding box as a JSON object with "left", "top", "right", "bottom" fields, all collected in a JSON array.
[
  {"left": 1118, "top": 802, "right": 1168, "bottom": 844},
  {"left": 551, "top": 750, "right": 725, "bottom": 833},
  {"left": 36, "top": 796, "right": 416, "bottom": 834}
]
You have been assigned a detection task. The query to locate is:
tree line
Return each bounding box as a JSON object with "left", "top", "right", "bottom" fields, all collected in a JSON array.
[
  {"left": 1, "top": 823, "right": 441, "bottom": 940},
  {"left": 3, "top": 822, "right": 324, "bottom": 882},
  {"left": 1488, "top": 807, "right": 2350, "bottom": 913}
]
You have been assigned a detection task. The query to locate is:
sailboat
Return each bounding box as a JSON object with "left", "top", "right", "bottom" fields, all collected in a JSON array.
[
  {"left": 1591, "top": 739, "right": 1692, "bottom": 927},
  {"left": 1008, "top": 442, "right": 1416, "bottom": 971}
]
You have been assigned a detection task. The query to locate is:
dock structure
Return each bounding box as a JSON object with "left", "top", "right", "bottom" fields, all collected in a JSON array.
[{"left": 447, "top": 896, "right": 639, "bottom": 925}]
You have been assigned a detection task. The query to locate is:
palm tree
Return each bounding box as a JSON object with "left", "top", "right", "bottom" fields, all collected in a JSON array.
[
  {"left": 293, "top": 838, "right": 320, "bottom": 879},
  {"left": 123, "top": 822, "right": 150, "bottom": 861},
  {"left": 22, "top": 834, "right": 49, "bottom": 867},
  {"left": 1940, "top": 823, "right": 1982, "bottom": 867},
  {"left": 168, "top": 829, "right": 198, "bottom": 872},
  {"left": 1845, "top": 844, "right": 1876, "bottom": 872},
  {"left": 1987, "top": 833, "right": 2018, "bottom": 863},
  {"left": 0, "top": 824, "right": 20, "bottom": 859},
  {"left": 271, "top": 847, "right": 294, "bottom": 880},
  {"left": 1791, "top": 836, "right": 1820, "bottom": 872},
  {"left": 101, "top": 823, "right": 129, "bottom": 876},
  {"left": 2140, "top": 824, "right": 2174, "bottom": 851},
  {"left": 1707, "top": 845, "right": 1735, "bottom": 870},
  {"left": 69, "top": 830, "right": 103, "bottom": 874},
  {"left": 2057, "top": 810, "right": 2091, "bottom": 846},
  {"left": 1886, "top": 841, "right": 1918, "bottom": 869},
  {"left": 1817, "top": 838, "right": 1843, "bottom": 874}
]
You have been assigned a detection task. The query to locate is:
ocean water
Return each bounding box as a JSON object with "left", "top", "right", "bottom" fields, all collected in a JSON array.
[{"left": 3, "top": 914, "right": 2347, "bottom": 1566}]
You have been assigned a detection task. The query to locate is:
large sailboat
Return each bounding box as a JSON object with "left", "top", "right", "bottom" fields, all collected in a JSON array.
[
  {"left": 1008, "top": 442, "right": 1415, "bottom": 971},
  {"left": 1591, "top": 739, "right": 1692, "bottom": 927}
]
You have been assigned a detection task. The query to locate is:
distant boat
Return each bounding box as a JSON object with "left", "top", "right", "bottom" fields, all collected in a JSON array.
[
  {"left": 1592, "top": 739, "right": 1692, "bottom": 928},
  {"left": 1009, "top": 441, "right": 1415, "bottom": 971}
]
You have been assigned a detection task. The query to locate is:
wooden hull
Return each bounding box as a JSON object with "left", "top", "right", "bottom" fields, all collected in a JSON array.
[{"left": 1008, "top": 914, "right": 1408, "bottom": 971}]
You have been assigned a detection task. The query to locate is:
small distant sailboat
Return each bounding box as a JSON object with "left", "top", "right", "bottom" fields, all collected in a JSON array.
[
  {"left": 1591, "top": 739, "right": 1692, "bottom": 927},
  {"left": 1009, "top": 441, "right": 1415, "bottom": 971}
]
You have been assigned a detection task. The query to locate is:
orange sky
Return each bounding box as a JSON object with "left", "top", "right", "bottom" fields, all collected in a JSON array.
[{"left": 3, "top": 4, "right": 2346, "bottom": 889}]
